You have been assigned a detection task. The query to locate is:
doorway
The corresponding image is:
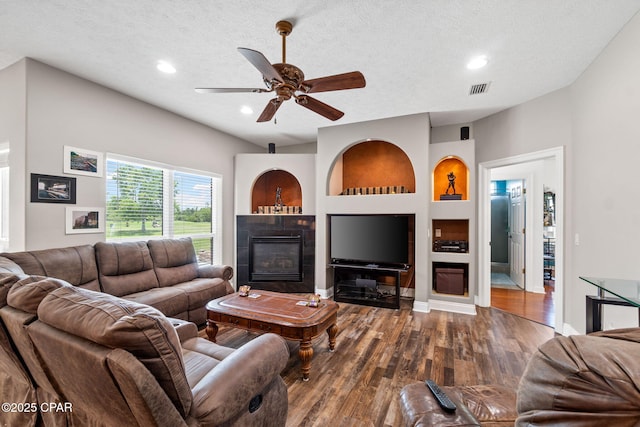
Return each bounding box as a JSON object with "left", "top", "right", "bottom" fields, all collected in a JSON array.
[
  {"left": 478, "top": 147, "right": 564, "bottom": 333},
  {"left": 490, "top": 179, "right": 526, "bottom": 290}
]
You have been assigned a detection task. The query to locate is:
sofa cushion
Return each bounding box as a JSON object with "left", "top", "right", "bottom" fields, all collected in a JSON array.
[
  {"left": 6, "top": 275, "right": 70, "bottom": 314},
  {"left": 0, "top": 273, "right": 23, "bottom": 307},
  {"left": 95, "top": 241, "right": 160, "bottom": 297},
  {"left": 37, "top": 286, "right": 192, "bottom": 418},
  {"left": 147, "top": 238, "right": 198, "bottom": 287},
  {"left": 1, "top": 245, "right": 100, "bottom": 291},
  {"left": 121, "top": 286, "right": 190, "bottom": 319},
  {"left": 0, "top": 257, "right": 25, "bottom": 275},
  {"left": 172, "top": 278, "right": 230, "bottom": 311}
]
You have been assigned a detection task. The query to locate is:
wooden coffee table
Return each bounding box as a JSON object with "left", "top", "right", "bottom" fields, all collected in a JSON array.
[{"left": 206, "top": 291, "right": 338, "bottom": 381}]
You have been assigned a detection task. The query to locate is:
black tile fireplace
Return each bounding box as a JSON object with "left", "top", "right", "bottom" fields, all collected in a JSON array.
[
  {"left": 249, "top": 235, "right": 303, "bottom": 282},
  {"left": 237, "top": 215, "right": 315, "bottom": 293}
]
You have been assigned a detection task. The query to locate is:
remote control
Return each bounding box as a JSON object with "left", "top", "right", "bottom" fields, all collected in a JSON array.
[{"left": 425, "top": 380, "right": 457, "bottom": 413}]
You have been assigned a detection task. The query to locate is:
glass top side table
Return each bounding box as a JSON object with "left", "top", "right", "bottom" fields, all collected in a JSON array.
[{"left": 580, "top": 276, "right": 640, "bottom": 333}]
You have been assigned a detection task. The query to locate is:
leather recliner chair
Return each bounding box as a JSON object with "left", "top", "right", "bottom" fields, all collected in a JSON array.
[
  {"left": 400, "top": 327, "right": 640, "bottom": 426},
  {"left": 4, "top": 276, "right": 290, "bottom": 426}
]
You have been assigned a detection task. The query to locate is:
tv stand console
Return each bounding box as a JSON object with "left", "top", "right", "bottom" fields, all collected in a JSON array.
[{"left": 329, "top": 263, "right": 407, "bottom": 309}]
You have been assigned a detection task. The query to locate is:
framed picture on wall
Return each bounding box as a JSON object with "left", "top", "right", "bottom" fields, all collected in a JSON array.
[
  {"left": 30, "top": 173, "right": 77, "bottom": 204},
  {"left": 63, "top": 146, "right": 104, "bottom": 177},
  {"left": 65, "top": 207, "right": 104, "bottom": 234}
]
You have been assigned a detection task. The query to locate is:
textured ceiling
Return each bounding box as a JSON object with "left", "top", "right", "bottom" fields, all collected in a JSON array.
[{"left": 2, "top": 1, "right": 640, "bottom": 146}]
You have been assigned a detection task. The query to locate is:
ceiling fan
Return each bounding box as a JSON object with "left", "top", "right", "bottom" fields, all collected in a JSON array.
[{"left": 195, "top": 20, "right": 366, "bottom": 122}]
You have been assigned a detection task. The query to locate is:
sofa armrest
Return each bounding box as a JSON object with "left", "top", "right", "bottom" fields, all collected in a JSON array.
[
  {"left": 190, "top": 333, "right": 289, "bottom": 425},
  {"left": 165, "top": 318, "right": 198, "bottom": 343},
  {"left": 197, "top": 264, "right": 233, "bottom": 281},
  {"left": 400, "top": 383, "right": 482, "bottom": 426}
]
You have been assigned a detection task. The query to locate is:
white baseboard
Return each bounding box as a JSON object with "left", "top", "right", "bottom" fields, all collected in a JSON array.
[
  {"left": 317, "top": 288, "right": 333, "bottom": 299},
  {"left": 412, "top": 300, "right": 430, "bottom": 313},
  {"left": 562, "top": 323, "right": 580, "bottom": 336},
  {"left": 428, "top": 299, "right": 477, "bottom": 316}
]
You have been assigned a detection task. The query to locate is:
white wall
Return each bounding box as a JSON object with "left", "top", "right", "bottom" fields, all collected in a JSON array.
[
  {"left": 276, "top": 142, "right": 318, "bottom": 154},
  {"left": 431, "top": 123, "right": 473, "bottom": 144},
  {"left": 315, "top": 113, "right": 431, "bottom": 303},
  {"left": 19, "top": 59, "right": 262, "bottom": 263},
  {"left": 0, "top": 59, "right": 27, "bottom": 251},
  {"left": 568, "top": 10, "right": 640, "bottom": 331},
  {"left": 473, "top": 11, "right": 640, "bottom": 333}
]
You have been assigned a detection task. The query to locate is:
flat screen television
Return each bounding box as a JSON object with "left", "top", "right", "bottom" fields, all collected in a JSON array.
[{"left": 329, "top": 214, "right": 410, "bottom": 266}]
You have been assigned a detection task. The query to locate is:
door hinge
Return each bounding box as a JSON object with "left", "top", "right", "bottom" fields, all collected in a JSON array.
[
  {"left": 522, "top": 268, "right": 526, "bottom": 274},
  {"left": 522, "top": 228, "right": 525, "bottom": 234},
  {"left": 523, "top": 188, "right": 526, "bottom": 194}
]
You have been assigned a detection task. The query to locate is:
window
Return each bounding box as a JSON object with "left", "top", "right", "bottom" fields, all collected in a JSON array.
[{"left": 106, "top": 155, "right": 221, "bottom": 264}]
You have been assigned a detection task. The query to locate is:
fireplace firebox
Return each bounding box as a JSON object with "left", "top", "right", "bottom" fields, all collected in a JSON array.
[{"left": 249, "top": 235, "right": 303, "bottom": 282}]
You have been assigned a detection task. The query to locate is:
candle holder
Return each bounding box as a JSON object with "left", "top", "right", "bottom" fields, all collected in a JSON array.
[{"left": 307, "top": 294, "right": 321, "bottom": 308}]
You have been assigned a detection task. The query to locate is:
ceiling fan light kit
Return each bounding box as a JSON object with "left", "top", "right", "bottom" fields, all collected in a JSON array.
[{"left": 196, "top": 20, "right": 366, "bottom": 122}]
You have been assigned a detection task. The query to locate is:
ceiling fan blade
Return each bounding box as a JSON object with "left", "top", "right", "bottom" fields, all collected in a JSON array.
[
  {"left": 295, "top": 95, "right": 344, "bottom": 121},
  {"left": 195, "top": 87, "right": 268, "bottom": 93},
  {"left": 257, "top": 98, "right": 283, "bottom": 122},
  {"left": 301, "top": 71, "right": 366, "bottom": 93},
  {"left": 237, "top": 47, "right": 284, "bottom": 84}
]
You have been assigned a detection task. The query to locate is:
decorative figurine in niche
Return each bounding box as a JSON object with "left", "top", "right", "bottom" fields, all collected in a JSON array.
[
  {"left": 446, "top": 171, "right": 457, "bottom": 195},
  {"left": 274, "top": 186, "right": 284, "bottom": 213},
  {"left": 440, "top": 171, "right": 463, "bottom": 200}
]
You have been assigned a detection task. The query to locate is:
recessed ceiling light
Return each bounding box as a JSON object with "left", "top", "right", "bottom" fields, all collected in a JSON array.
[
  {"left": 240, "top": 106, "right": 253, "bottom": 115},
  {"left": 467, "top": 55, "right": 488, "bottom": 70},
  {"left": 157, "top": 60, "right": 176, "bottom": 74}
]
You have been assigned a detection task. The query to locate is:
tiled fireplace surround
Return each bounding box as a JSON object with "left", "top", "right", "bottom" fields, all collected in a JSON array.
[{"left": 236, "top": 215, "right": 316, "bottom": 293}]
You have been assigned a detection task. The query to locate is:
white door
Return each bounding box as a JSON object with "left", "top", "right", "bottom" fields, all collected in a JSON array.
[{"left": 509, "top": 181, "right": 526, "bottom": 287}]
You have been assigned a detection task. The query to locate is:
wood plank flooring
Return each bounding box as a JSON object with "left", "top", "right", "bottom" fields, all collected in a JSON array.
[
  {"left": 211, "top": 298, "right": 555, "bottom": 426},
  {"left": 491, "top": 283, "right": 555, "bottom": 327}
]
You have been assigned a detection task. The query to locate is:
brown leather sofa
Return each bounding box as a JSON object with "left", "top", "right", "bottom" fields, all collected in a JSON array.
[
  {"left": 1, "top": 274, "right": 289, "bottom": 426},
  {"left": 0, "top": 237, "right": 234, "bottom": 324},
  {"left": 400, "top": 327, "right": 640, "bottom": 426},
  {"left": 0, "top": 273, "right": 69, "bottom": 427}
]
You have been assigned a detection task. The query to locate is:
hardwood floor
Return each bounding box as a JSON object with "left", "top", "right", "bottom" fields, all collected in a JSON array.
[
  {"left": 211, "top": 298, "right": 555, "bottom": 426},
  {"left": 491, "top": 283, "right": 555, "bottom": 327}
]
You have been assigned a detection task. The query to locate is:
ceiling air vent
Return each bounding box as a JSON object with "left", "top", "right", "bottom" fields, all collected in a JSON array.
[{"left": 469, "top": 82, "right": 491, "bottom": 95}]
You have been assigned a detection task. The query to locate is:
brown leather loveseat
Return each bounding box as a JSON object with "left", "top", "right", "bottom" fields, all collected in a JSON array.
[
  {"left": 1, "top": 275, "right": 289, "bottom": 426},
  {"left": 0, "top": 237, "right": 233, "bottom": 324},
  {"left": 400, "top": 327, "right": 640, "bottom": 426}
]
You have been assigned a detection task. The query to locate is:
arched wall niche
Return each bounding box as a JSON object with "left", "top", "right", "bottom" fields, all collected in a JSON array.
[
  {"left": 327, "top": 140, "right": 416, "bottom": 196},
  {"left": 251, "top": 169, "right": 302, "bottom": 213},
  {"left": 432, "top": 156, "right": 468, "bottom": 201}
]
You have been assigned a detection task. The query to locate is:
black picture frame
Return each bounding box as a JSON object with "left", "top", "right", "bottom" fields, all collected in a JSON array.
[{"left": 30, "top": 173, "right": 77, "bottom": 204}]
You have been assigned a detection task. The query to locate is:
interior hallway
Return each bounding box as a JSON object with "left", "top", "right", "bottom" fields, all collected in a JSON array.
[{"left": 491, "top": 282, "right": 555, "bottom": 327}]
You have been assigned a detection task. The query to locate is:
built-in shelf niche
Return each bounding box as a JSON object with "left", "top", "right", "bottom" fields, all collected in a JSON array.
[
  {"left": 328, "top": 140, "right": 415, "bottom": 196},
  {"left": 433, "top": 156, "right": 468, "bottom": 201},
  {"left": 251, "top": 169, "right": 302, "bottom": 214},
  {"left": 432, "top": 262, "right": 469, "bottom": 296},
  {"left": 432, "top": 219, "right": 469, "bottom": 252}
]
